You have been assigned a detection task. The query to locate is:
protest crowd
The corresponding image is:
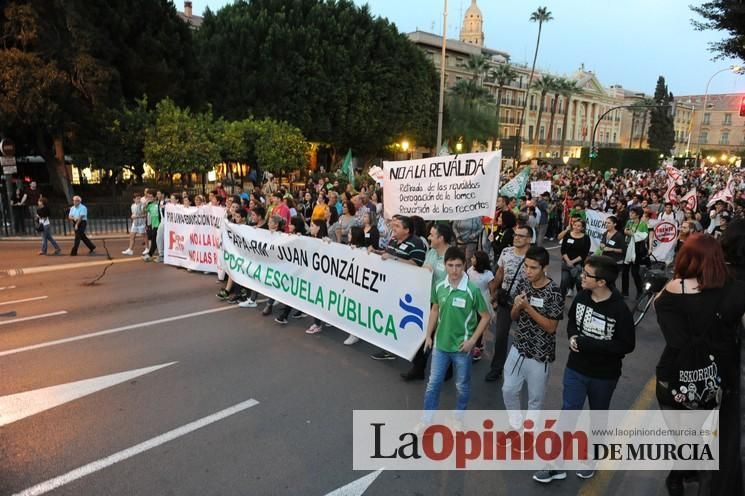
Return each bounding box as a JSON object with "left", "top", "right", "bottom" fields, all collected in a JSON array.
[{"left": 53, "top": 158, "right": 745, "bottom": 495}]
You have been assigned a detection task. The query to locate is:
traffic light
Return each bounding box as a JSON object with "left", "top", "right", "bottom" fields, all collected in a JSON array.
[
  {"left": 589, "top": 145, "right": 598, "bottom": 159},
  {"left": 739, "top": 96, "right": 745, "bottom": 117}
]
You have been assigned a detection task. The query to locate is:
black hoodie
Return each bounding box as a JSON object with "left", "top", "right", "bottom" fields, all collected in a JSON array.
[{"left": 566, "top": 288, "right": 635, "bottom": 379}]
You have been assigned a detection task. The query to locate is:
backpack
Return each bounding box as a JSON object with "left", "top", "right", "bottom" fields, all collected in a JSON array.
[{"left": 662, "top": 289, "right": 725, "bottom": 410}]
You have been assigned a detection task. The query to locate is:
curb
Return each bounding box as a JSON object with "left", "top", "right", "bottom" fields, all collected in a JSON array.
[{"left": 0, "top": 235, "right": 131, "bottom": 242}]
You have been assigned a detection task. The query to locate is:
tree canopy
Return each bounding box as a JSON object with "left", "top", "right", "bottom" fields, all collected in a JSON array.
[
  {"left": 0, "top": 0, "right": 200, "bottom": 197},
  {"left": 691, "top": 1, "right": 745, "bottom": 62},
  {"left": 647, "top": 76, "right": 675, "bottom": 155},
  {"left": 194, "top": 0, "right": 438, "bottom": 154}
]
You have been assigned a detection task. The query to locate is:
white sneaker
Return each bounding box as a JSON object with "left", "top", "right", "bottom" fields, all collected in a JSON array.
[
  {"left": 239, "top": 299, "right": 257, "bottom": 308},
  {"left": 142, "top": 254, "right": 151, "bottom": 262},
  {"left": 142, "top": 248, "right": 149, "bottom": 255},
  {"left": 305, "top": 324, "right": 322, "bottom": 335},
  {"left": 343, "top": 334, "right": 359, "bottom": 345},
  {"left": 122, "top": 249, "right": 133, "bottom": 255}
]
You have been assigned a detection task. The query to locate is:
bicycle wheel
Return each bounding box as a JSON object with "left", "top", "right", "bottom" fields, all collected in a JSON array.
[{"left": 633, "top": 291, "right": 655, "bottom": 327}]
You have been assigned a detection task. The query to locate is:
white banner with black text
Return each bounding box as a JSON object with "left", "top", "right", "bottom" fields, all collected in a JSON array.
[
  {"left": 163, "top": 204, "right": 225, "bottom": 272},
  {"left": 220, "top": 223, "right": 431, "bottom": 360}
]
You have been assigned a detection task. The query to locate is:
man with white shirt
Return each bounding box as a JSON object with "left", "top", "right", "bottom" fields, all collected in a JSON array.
[{"left": 68, "top": 196, "right": 96, "bottom": 256}]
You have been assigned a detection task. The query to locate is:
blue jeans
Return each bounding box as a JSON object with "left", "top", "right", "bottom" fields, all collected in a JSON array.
[
  {"left": 423, "top": 348, "right": 472, "bottom": 422},
  {"left": 40, "top": 224, "right": 60, "bottom": 253},
  {"left": 562, "top": 367, "right": 618, "bottom": 410}
]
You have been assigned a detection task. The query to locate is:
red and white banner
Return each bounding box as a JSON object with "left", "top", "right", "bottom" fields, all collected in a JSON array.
[
  {"left": 681, "top": 188, "right": 698, "bottom": 212},
  {"left": 663, "top": 179, "right": 678, "bottom": 204},
  {"left": 648, "top": 219, "right": 679, "bottom": 263},
  {"left": 163, "top": 204, "right": 225, "bottom": 272},
  {"left": 707, "top": 174, "right": 735, "bottom": 207},
  {"left": 665, "top": 163, "right": 684, "bottom": 185}
]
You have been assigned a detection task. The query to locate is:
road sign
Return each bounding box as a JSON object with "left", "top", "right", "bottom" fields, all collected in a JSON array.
[{"left": 0, "top": 156, "right": 17, "bottom": 175}]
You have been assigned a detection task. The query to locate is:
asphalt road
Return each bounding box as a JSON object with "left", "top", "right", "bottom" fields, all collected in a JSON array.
[{"left": 0, "top": 235, "right": 682, "bottom": 496}]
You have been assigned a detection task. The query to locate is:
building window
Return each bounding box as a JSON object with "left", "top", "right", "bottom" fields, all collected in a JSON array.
[
  {"left": 528, "top": 125, "right": 534, "bottom": 141},
  {"left": 557, "top": 127, "right": 562, "bottom": 140},
  {"left": 723, "top": 113, "right": 732, "bottom": 125},
  {"left": 699, "top": 131, "right": 708, "bottom": 144},
  {"left": 539, "top": 126, "right": 545, "bottom": 141},
  {"left": 613, "top": 132, "right": 617, "bottom": 142},
  {"left": 703, "top": 113, "right": 710, "bottom": 125},
  {"left": 720, "top": 132, "right": 729, "bottom": 145}
]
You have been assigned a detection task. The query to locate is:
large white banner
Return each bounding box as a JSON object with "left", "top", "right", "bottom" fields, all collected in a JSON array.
[
  {"left": 383, "top": 151, "right": 501, "bottom": 220},
  {"left": 163, "top": 204, "right": 225, "bottom": 272},
  {"left": 585, "top": 209, "right": 611, "bottom": 254},
  {"left": 220, "top": 223, "right": 431, "bottom": 360},
  {"left": 648, "top": 219, "right": 678, "bottom": 263}
]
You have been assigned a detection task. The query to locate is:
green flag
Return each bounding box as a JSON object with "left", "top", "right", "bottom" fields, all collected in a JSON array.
[
  {"left": 499, "top": 166, "right": 529, "bottom": 198},
  {"left": 340, "top": 149, "right": 354, "bottom": 187}
]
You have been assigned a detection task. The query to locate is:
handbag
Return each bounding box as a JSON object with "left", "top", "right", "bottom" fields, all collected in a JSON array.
[
  {"left": 495, "top": 258, "right": 524, "bottom": 307},
  {"left": 36, "top": 222, "right": 45, "bottom": 232}
]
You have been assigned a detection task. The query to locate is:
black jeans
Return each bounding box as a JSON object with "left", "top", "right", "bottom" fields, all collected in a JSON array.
[
  {"left": 560, "top": 263, "right": 580, "bottom": 297},
  {"left": 621, "top": 262, "right": 642, "bottom": 296},
  {"left": 70, "top": 221, "right": 95, "bottom": 255},
  {"left": 147, "top": 226, "right": 158, "bottom": 256},
  {"left": 489, "top": 302, "right": 513, "bottom": 375}
]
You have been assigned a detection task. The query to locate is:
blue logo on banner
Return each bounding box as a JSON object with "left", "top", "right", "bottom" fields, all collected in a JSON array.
[{"left": 399, "top": 294, "right": 424, "bottom": 331}]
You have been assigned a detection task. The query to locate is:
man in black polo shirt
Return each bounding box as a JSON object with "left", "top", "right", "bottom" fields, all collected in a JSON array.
[{"left": 369, "top": 215, "right": 426, "bottom": 360}]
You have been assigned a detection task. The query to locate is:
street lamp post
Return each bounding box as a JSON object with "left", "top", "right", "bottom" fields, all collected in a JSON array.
[
  {"left": 435, "top": 0, "right": 448, "bottom": 150},
  {"left": 696, "top": 65, "right": 745, "bottom": 167}
]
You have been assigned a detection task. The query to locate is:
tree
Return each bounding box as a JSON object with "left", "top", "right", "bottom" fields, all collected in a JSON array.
[
  {"left": 0, "top": 0, "right": 200, "bottom": 200},
  {"left": 143, "top": 99, "right": 219, "bottom": 181},
  {"left": 443, "top": 97, "right": 499, "bottom": 149},
  {"left": 545, "top": 77, "right": 566, "bottom": 150},
  {"left": 516, "top": 6, "right": 553, "bottom": 150},
  {"left": 253, "top": 118, "right": 310, "bottom": 176},
  {"left": 451, "top": 80, "right": 491, "bottom": 107},
  {"left": 558, "top": 79, "right": 581, "bottom": 157},
  {"left": 647, "top": 78, "right": 674, "bottom": 154},
  {"left": 489, "top": 63, "right": 518, "bottom": 140},
  {"left": 529, "top": 75, "right": 556, "bottom": 144},
  {"left": 691, "top": 1, "right": 745, "bottom": 62},
  {"left": 194, "top": 0, "right": 438, "bottom": 155},
  {"left": 463, "top": 53, "right": 490, "bottom": 87}
]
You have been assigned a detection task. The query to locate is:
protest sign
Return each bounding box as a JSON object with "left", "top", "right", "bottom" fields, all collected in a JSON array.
[
  {"left": 530, "top": 181, "right": 551, "bottom": 197},
  {"left": 220, "top": 224, "right": 431, "bottom": 360},
  {"left": 585, "top": 209, "right": 610, "bottom": 253},
  {"left": 368, "top": 165, "right": 385, "bottom": 185},
  {"left": 163, "top": 204, "right": 225, "bottom": 272},
  {"left": 383, "top": 151, "right": 501, "bottom": 220},
  {"left": 648, "top": 219, "right": 678, "bottom": 263}
]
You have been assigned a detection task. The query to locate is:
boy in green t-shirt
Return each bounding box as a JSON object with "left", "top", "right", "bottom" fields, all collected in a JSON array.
[{"left": 422, "top": 246, "right": 490, "bottom": 424}]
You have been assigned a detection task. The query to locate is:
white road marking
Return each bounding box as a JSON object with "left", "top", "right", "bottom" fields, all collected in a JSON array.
[
  {"left": 0, "top": 296, "right": 48, "bottom": 306},
  {"left": 324, "top": 469, "right": 384, "bottom": 496},
  {"left": 0, "top": 311, "right": 67, "bottom": 327},
  {"left": 0, "top": 257, "right": 140, "bottom": 277},
  {"left": 12, "top": 398, "right": 260, "bottom": 496},
  {"left": 0, "top": 285, "right": 17, "bottom": 290},
  {"left": 0, "top": 362, "right": 176, "bottom": 428},
  {"left": 0, "top": 306, "right": 237, "bottom": 357},
  {"left": 546, "top": 245, "right": 561, "bottom": 250}
]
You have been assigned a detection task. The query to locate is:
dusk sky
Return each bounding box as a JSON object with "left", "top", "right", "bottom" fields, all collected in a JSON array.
[{"left": 192, "top": 0, "right": 745, "bottom": 97}]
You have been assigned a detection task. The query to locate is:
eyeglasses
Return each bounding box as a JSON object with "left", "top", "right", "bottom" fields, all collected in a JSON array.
[
  {"left": 581, "top": 270, "right": 601, "bottom": 280},
  {"left": 513, "top": 233, "right": 531, "bottom": 239}
]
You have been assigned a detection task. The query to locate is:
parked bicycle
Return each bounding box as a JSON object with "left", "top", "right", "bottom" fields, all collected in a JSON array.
[{"left": 631, "top": 255, "right": 671, "bottom": 327}]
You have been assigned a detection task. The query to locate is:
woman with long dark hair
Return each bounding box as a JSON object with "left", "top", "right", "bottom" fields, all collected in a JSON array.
[{"left": 654, "top": 233, "right": 745, "bottom": 496}]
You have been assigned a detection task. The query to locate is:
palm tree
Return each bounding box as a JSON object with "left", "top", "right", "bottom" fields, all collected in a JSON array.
[
  {"left": 545, "top": 77, "right": 565, "bottom": 151},
  {"left": 463, "top": 53, "right": 490, "bottom": 87},
  {"left": 489, "top": 63, "right": 518, "bottom": 140},
  {"left": 558, "top": 79, "right": 581, "bottom": 157},
  {"left": 516, "top": 7, "right": 553, "bottom": 149},
  {"left": 529, "top": 74, "right": 555, "bottom": 144},
  {"left": 451, "top": 79, "right": 491, "bottom": 107}
]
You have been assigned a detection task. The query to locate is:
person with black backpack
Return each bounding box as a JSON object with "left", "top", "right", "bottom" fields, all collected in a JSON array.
[{"left": 654, "top": 233, "right": 745, "bottom": 496}]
